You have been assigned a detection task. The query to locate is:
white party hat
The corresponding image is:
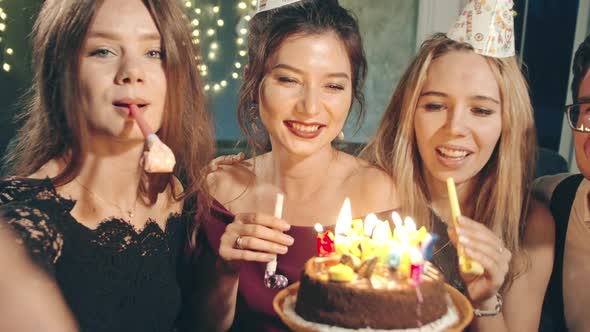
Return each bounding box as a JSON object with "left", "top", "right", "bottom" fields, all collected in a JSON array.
[
  {"left": 447, "top": 0, "right": 515, "bottom": 58},
  {"left": 256, "top": 0, "right": 302, "bottom": 15}
]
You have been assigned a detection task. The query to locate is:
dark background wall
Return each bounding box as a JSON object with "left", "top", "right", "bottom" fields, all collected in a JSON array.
[
  {"left": 514, "top": 0, "right": 579, "bottom": 151},
  {"left": 0, "top": 1, "right": 40, "bottom": 155}
]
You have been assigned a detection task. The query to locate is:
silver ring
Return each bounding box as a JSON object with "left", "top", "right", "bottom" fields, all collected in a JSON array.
[{"left": 235, "top": 236, "right": 244, "bottom": 250}]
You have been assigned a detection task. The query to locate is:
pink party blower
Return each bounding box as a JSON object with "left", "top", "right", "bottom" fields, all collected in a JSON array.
[{"left": 129, "top": 104, "right": 176, "bottom": 173}]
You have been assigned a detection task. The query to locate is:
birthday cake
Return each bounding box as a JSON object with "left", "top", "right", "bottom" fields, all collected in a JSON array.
[
  {"left": 295, "top": 256, "right": 448, "bottom": 329},
  {"left": 293, "top": 201, "right": 450, "bottom": 330}
]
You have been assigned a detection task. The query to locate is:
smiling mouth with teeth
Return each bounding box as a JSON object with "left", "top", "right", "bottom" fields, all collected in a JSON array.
[
  {"left": 436, "top": 147, "right": 470, "bottom": 159},
  {"left": 291, "top": 123, "right": 320, "bottom": 132}
]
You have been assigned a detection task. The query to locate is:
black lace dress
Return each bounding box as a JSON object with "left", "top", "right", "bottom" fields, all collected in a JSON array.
[{"left": 0, "top": 177, "right": 197, "bottom": 332}]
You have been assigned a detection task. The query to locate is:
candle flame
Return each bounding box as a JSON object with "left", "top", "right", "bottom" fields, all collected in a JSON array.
[
  {"left": 404, "top": 216, "right": 417, "bottom": 232},
  {"left": 314, "top": 223, "right": 324, "bottom": 233},
  {"left": 392, "top": 211, "right": 403, "bottom": 229},
  {"left": 372, "top": 220, "right": 392, "bottom": 242},
  {"left": 335, "top": 198, "right": 352, "bottom": 235},
  {"left": 364, "top": 213, "right": 379, "bottom": 237}
]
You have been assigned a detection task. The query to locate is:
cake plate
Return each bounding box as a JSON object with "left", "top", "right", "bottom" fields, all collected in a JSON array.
[{"left": 273, "top": 282, "right": 473, "bottom": 332}]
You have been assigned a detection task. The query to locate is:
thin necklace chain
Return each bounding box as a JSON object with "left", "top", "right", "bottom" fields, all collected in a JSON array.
[
  {"left": 73, "top": 178, "right": 138, "bottom": 219},
  {"left": 428, "top": 205, "right": 453, "bottom": 258}
]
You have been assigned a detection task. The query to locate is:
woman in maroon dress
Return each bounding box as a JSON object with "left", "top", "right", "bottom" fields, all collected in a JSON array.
[{"left": 192, "top": 1, "right": 398, "bottom": 331}]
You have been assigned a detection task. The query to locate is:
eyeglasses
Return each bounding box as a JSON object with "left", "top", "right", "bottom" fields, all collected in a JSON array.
[{"left": 565, "top": 103, "right": 590, "bottom": 132}]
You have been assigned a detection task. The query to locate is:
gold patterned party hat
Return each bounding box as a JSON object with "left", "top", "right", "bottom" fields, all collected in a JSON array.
[
  {"left": 256, "top": 0, "right": 302, "bottom": 15},
  {"left": 447, "top": 0, "right": 515, "bottom": 58}
]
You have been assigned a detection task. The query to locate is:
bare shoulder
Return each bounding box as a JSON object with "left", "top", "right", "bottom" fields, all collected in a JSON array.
[
  {"left": 522, "top": 198, "right": 555, "bottom": 248},
  {"left": 502, "top": 199, "right": 555, "bottom": 331},
  {"left": 512, "top": 198, "right": 555, "bottom": 276},
  {"left": 341, "top": 153, "right": 399, "bottom": 211},
  {"left": 206, "top": 157, "right": 257, "bottom": 205}
]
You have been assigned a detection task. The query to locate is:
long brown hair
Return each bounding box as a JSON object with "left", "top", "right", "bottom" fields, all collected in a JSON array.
[
  {"left": 362, "top": 33, "right": 536, "bottom": 286},
  {"left": 4, "top": 0, "right": 214, "bottom": 204},
  {"left": 238, "top": 0, "right": 367, "bottom": 154}
]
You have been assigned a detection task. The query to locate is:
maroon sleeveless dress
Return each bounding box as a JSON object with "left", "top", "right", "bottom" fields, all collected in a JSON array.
[{"left": 203, "top": 200, "right": 335, "bottom": 332}]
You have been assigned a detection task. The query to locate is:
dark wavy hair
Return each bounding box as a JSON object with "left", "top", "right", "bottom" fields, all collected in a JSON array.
[
  {"left": 238, "top": 0, "right": 368, "bottom": 154},
  {"left": 572, "top": 34, "right": 590, "bottom": 101}
]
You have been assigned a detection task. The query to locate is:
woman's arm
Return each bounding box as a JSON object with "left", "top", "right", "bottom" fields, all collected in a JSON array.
[
  {"left": 0, "top": 224, "right": 78, "bottom": 332},
  {"left": 470, "top": 199, "right": 555, "bottom": 332},
  {"left": 191, "top": 245, "right": 241, "bottom": 332},
  {"left": 192, "top": 211, "right": 292, "bottom": 331},
  {"left": 191, "top": 169, "right": 293, "bottom": 332}
]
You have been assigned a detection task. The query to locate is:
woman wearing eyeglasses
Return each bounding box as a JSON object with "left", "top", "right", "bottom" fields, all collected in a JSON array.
[{"left": 535, "top": 34, "right": 590, "bottom": 332}]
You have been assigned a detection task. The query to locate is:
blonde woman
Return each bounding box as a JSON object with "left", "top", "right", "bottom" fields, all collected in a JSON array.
[{"left": 362, "top": 32, "right": 554, "bottom": 331}]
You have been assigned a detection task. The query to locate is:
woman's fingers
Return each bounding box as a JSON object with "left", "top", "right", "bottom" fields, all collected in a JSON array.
[
  {"left": 232, "top": 235, "right": 288, "bottom": 254},
  {"left": 233, "top": 213, "right": 293, "bottom": 243},
  {"left": 452, "top": 216, "right": 512, "bottom": 293},
  {"left": 235, "top": 212, "right": 291, "bottom": 231},
  {"left": 219, "top": 232, "right": 282, "bottom": 262},
  {"left": 207, "top": 153, "right": 245, "bottom": 172},
  {"left": 458, "top": 233, "right": 510, "bottom": 290},
  {"left": 219, "top": 212, "right": 294, "bottom": 263},
  {"left": 219, "top": 246, "right": 276, "bottom": 263},
  {"left": 457, "top": 216, "right": 503, "bottom": 248}
]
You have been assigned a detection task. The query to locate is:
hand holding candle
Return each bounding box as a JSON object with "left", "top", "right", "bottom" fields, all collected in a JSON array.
[
  {"left": 264, "top": 193, "right": 289, "bottom": 289},
  {"left": 129, "top": 104, "right": 176, "bottom": 173},
  {"left": 446, "top": 177, "right": 484, "bottom": 276}
]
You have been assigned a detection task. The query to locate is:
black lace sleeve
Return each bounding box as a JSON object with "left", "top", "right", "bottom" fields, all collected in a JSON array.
[{"left": 0, "top": 203, "right": 63, "bottom": 275}]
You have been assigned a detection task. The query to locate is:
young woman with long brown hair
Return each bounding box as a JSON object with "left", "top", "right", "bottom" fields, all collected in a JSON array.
[{"left": 0, "top": 0, "right": 214, "bottom": 330}]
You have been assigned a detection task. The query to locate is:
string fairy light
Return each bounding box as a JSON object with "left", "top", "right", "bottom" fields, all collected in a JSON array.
[
  {"left": 183, "top": 0, "right": 258, "bottom": 94},
  {"left": 0, "top": 1, "right": 260, "bottom": 80},
  {"left": 0, "top": 7, "right": 12, "bottom": 73}
]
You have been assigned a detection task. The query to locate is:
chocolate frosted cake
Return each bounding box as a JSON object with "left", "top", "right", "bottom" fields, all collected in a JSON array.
[{"left": 294, "top": 255, "right": 448, "bottom": 329}]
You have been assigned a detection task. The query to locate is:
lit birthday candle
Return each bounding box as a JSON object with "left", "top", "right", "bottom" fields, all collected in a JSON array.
[
  {"left": 335, "top": 198, "right": 357, "bottom": 257},
  {"left": 364, "top": 213, "right": 379, "bottom": 237},
  {"left": 410, "top": 246, "right": 424, "bottom": 285},
  {"left": 421, "top": 233, "right": 439, "bottom": 261},
  {"left": 314, "top": 223, "right": 335, "bottom": 257},
  {"left": 391, "top": 211, "right": 403, "bottom": 241},
  {"left": 371, "top": 218, "right": 392, "bottom": 263},
  {"left": 397, "top": 217, "right": 416, "bottom": 279}
]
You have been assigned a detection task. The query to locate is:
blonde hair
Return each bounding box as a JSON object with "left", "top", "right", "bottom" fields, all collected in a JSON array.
[{"left": 362, "top": 33, "right": 536, "bottom": 285}]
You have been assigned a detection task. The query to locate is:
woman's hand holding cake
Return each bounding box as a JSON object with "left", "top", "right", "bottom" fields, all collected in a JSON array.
[{"left": 218, "top": 212, "right": 294, "bottom": 271}]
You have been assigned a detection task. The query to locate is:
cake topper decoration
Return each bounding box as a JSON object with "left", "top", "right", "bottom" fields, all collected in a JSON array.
[
  {"left": 256, "top": 0, "right": 302, "bottom": 15},
  {"left": 447, "top": 0, "right": 515, "bottom": 58}
]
